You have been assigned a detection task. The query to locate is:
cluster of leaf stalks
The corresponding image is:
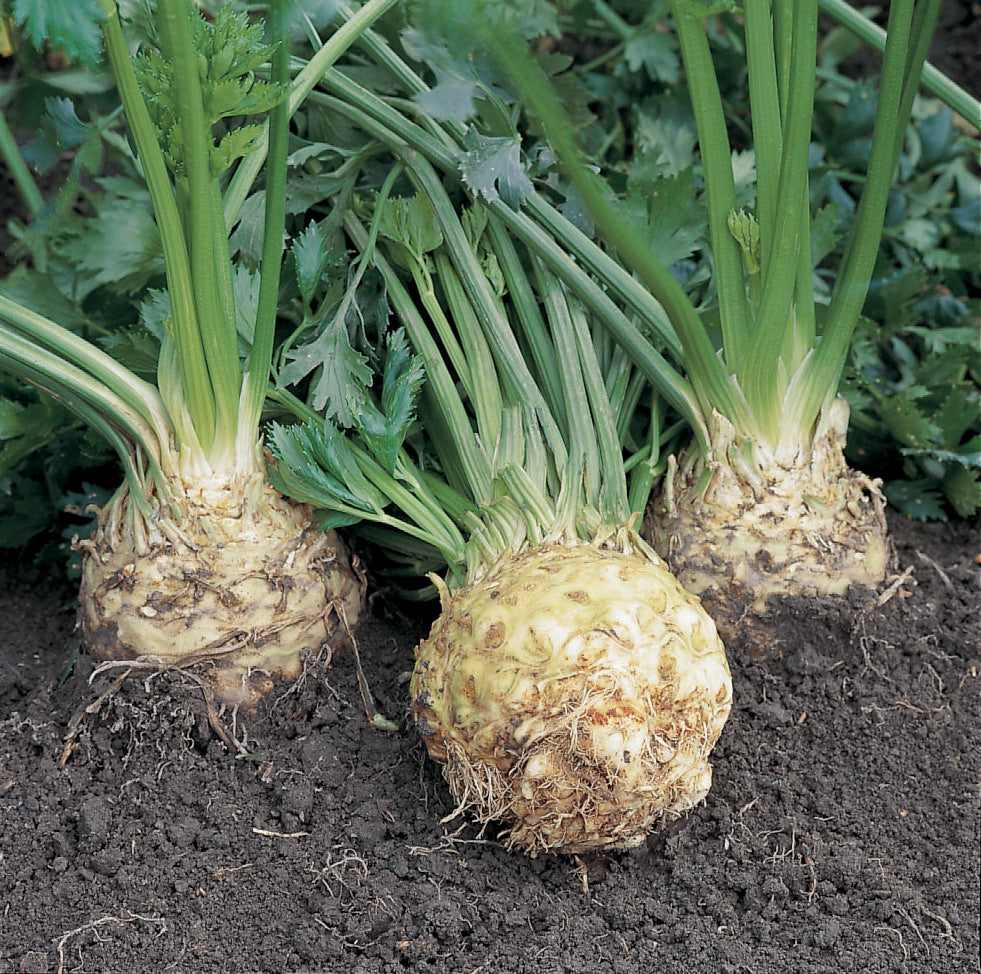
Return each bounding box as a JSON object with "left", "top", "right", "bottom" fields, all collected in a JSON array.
[
  {"left": 266, "top": 0, "right": 966, "bottom": 618},
  {"left": 0, "top": 0, "right": 399, "bottom": 702}
]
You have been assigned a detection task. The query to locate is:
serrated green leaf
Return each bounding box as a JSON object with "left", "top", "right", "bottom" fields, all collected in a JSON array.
[
  {"left": 207, "top": 5, "right": 273, "bottom": 79},
  {"left": 942, "top": 465, "right": 981, "bottom": 518},
  {"left": 232, "top": 265, "right": 260, "bottom": 345},
  {"left": 204, "top": 77, "right": 254, "bottom": 120},
  {"left": 901, "top": 445, "right": 981, "bottom": 469},
  {"left": 898, "top": 218, "right": 942, "bottom": 253},
  {"left": 420, "top": 69, "right": 481, "bottom": 124},
  {"left": 935, "top": 386, "right": 981, "bottom": 450},
  {"left": 99, "top": 328, "right": 162, "bottom": 381},
  {"left": 633, "top": 99, "right": 697, "bottom": 178},
  {"left": 283, "top": 171, "right": 352, "bottom": 216},
  {"left": 229, "top": 191, "right": 266, "bottom": 266},
  {"left": 0, "top": 478, "right": 58, "bottom": 547},
  {"left": 138, "top": 289, "right": 171, "bottom": 342},
  {"left": 877, "top": 389, "right": 942, "bottom": 450},
  {"left": 810, "top": 203, "right": 841, "bottom": 269},
  {"left": 378, "top": 194, "right": 444, "bottom": 262},
  {"left": 542, "top": 56, "right": 597, "bottom": 132},
  {"left": 837, "top": 80, "right": 878, "bottom": 141},
  {"left": 286, "top": 141, "right": 335, "bottom": 168},
  {"left": 268, "top": 420, "right": 385, "bottom": 514},
  {"left": 293, "top": 221, "right": 331, "bottom": 306},
  {"left": 864, "top": 266, "right": 927, "bottom": 331},
  {"left": 0, "top": 397, "right": 63, "bottom": 475},
  {"left": 916, "top": 108, "right": 959, "bottom": 169},
  {"left": 915, "top": 345, "right": 973, "bottom": 388},
  {"left": 133, "top": 3, "right": 286, "bottom": 178},
  {"left": 21, "top": 97, "right": 89, "bottom": 173},
  {"left": 12, "top": 0, "right": 104, "bottom": 67},
  {"left": 355, "top": 331, "right": 426, "bottom": 474},
  {"left": 0, "top": 267, "right": 90, "bottom": 333},
  {"left": 210, "top": 123, "right": 265, "bottom": 176},
  {"left": 278, "top": 315, "right": 371, "bottom": 427},
  {"left": 57, "top": 187, "right": 163, "bottom": 297},
  {"left": 215, "top": 79, "right": 288, "bottom": 119},
  {"left": 883, "top": 480, "right": 948, "bottom": 521},
  {"left": 459, "top": 131, "right": 533, "bottom": 208},
  {"left": 623, "top": 30, "right": 680, "bottom": 84},
  {"left": 626, "top": 168, "right": 705, "bottom": 269}
]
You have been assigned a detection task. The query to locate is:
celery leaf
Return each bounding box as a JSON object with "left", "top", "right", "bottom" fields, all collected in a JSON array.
[
  {"left": 943, "top": 465, "right": 981, "bottom": 519},
  {"left": 378, "top": 194, "right": 443, "bottom": 261},
  {"left": 416, "top": 66, "right": 481, "bottom": 126},
  {"left": 278, "top": 316, "right": 371, "bottom": 427},
  {"left": 809, "top": 204, "right": 841, "bottom": 270},
  {"left": 229, "top": 192, "right": 267, "bottom": 266},
  {"left": 12, "top": 0, "right": 104, "bottom": 67},
  {"left": 460, "top": 131, "right": 533, "bottom": 207},
  {"left": 267, "top": 420, "right": 386, "bottom": 520},
  {"left": 354, "top": 331, "right": 425, "bottom": 474},
  {"left": 402, "top": 27, "right": 483, "bottom": 126},
  {"left": 877, "top": 389, "right": 942, "bottom": 451},
  {"left": 57, "top": 182, "right": 163, "bottom": 297},
  {"left": 624, "top": 30, "right": 679, "bottom": 84},
  {"left": 625, "top": 168, "right": 704, "bottom": 270},
  {"left": 883, "top": 480, "right": 947, "bottom": 521},
  {"left": 292, "top": 221, "right": 331, "bottom": 306},
  {"left": 0, "top": 268, "right": 89, "bottom": 333},
  {"left": 21, "top": 98, "right": 89, "bottom": 173}
]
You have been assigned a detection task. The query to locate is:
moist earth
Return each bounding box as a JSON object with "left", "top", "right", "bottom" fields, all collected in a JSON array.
[{"left": 0, "top": 511, "right": 978, "bottom": 974}]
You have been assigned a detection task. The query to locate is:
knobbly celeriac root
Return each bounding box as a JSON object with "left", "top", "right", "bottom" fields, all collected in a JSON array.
[
  {"left": 77, "top": 472, "right": 363, "bottom": 709},
  {"left": 646, "top": 399, "right": 891, "bottom": 621},
  {"left": 410, "top": 533, "right": 732, "bottom": 856}
]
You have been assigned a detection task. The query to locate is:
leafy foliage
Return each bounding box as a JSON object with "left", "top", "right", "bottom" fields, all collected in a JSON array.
[
  {"left": 277, "top": 213, "right": 387, "bottom": 428},
  {"left": 809, "top": 65, "right": 981, "bottom": 520},
  {"left": 269, "top": 329, "right": 426, "bottom": 524},
  {"left": 459, "top": 131, "right": 533, "bottom": 207},
  {"left": 0, "top": 0, "right": 976, "bottom": 587},
  {"left": 57, "top": 177, "right": 163, "bottom": 297},
  {"left": 624, "top": 166, "right": 705, "bottom": 270},
  {"left": 514, "top": 2, "right": 979, "bottom": 520},
  {"left": 844, "top": 308, "right": 980, "bottom": 521},
  {"left": 20, "top": 97, "right": 90, "bottom": 172},
  {"left": 356, "top": 330, "right": 426, "bottom": 474},
  {"left": 132, "top": 4, "right": 288, "bottom": 177},
  {"left": 279, "top": 313, "right": 372, "bottom": 427},
  {"left": 0, "top": 384, "right": 114, "bottom": 565},
  {"left": 8, "top": 0, "right": 105, "bottom": 68}
]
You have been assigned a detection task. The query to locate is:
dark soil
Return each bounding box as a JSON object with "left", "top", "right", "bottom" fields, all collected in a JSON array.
[
  {"left": 837, "top": 0, "right": 981, "bottom": 100},
  {"left": 0, "top": 8, "right": 978, "bottom": 974},
  {"left": 0, "top": 511, "right": 978, "bottom": 974}
]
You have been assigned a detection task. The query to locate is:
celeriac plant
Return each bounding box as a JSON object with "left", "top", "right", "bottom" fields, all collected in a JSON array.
[
  {"left": 0, "top": 0, "right": 397, "bottom": 704},
  {"left": 337, "top": 0, "right": 947, "bottom": 613},
  {"left": 268, "top": 143, "right": 732, "bottom": 854}
]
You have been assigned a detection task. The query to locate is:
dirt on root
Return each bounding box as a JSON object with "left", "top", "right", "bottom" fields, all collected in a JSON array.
[{"left": 0, "top": 511, "right": 978, "bottom": 974}]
